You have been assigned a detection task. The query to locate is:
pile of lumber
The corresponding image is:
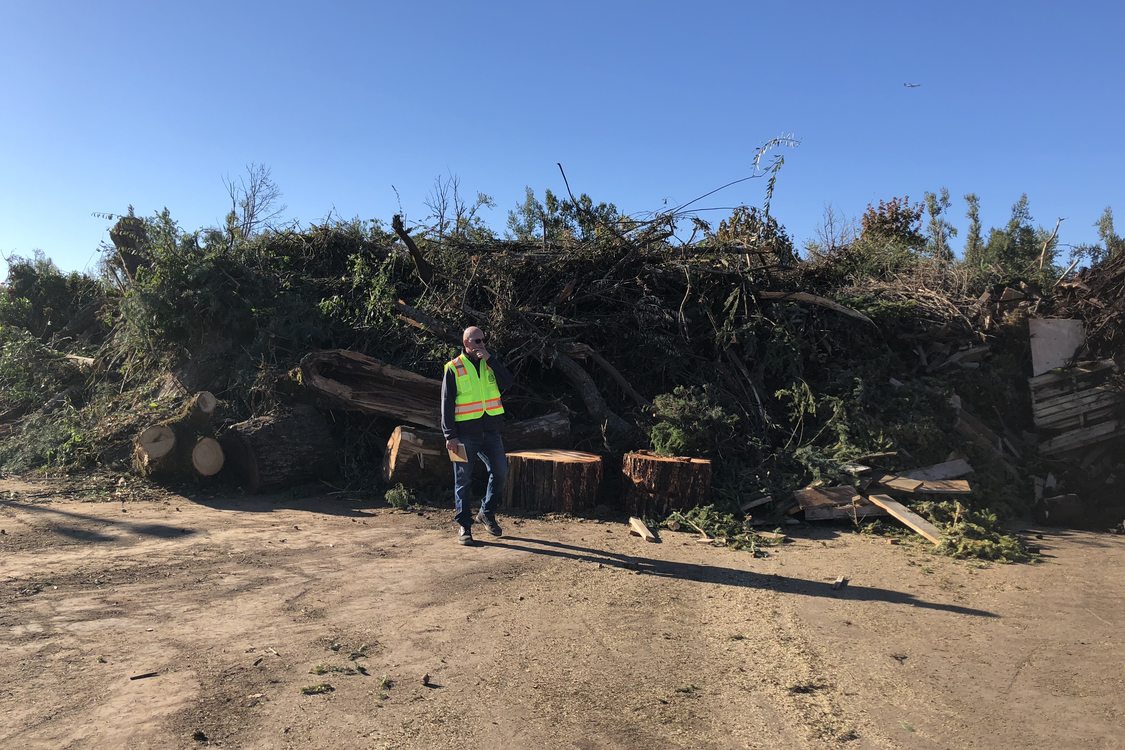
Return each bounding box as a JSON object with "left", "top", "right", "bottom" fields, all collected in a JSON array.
[
  {"left": 1030, "top": 359, "right": 1124, "bottom": 457},
  {"left": 785, "top": 458, "right": 976, "bottom": 545}
]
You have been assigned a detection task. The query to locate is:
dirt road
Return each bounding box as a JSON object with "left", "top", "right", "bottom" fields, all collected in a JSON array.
[{"left": 1, "top": 479, "right": 1122, "bottom": 749}]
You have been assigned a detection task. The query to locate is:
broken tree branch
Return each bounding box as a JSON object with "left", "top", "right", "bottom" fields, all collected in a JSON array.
[{"left": 392, "top": 214, "right": 434, "bottom": 285}]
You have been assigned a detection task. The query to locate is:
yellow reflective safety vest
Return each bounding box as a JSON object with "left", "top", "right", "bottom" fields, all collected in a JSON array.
[{"left": 445, "top": 353, "right": 505, "bottom": 422}]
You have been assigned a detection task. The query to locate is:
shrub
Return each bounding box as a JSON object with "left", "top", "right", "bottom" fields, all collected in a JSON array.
[
  {"left": 649, "top": 385, "right": 739, "bottom": 458},
  {"left": 384, "top": 483, "right": 415, "bottom": 510}
]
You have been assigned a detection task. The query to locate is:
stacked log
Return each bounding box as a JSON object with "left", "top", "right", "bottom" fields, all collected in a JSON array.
[
  {"left": 503, "top": 449, "right": 603, "bottom": 514},
  {"left": 621, "top": 451, "right": 712, "bottom": 516},
  {"left": 382, "top": 412, "right": 570, "bottom": 487},
  {"left": 220, "top": 405, "right": 337, "bottom": 493},
  {"left": 132, "top": 391, "right": 224, "bottom": 480}
]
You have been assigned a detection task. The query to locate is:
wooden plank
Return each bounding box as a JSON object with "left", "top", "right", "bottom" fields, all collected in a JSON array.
[
  {"left": 1039, "top": 420, "right": 1125, "bottom": 455},
  {"left": 740, "top": 495, "right": 773, "bottom": 513},
  {"left": 628, "top": 517, "right": 658, "bottom": 542},
  {"left": 955, "top": 415, "right": 1021, "bottom": 479},
  {"left": 878, "top": 475, "right": 971, "bottom": 495},
  {"left": 1032, "top": 388, "right": 1120, "bottom": 417},
  {"left": 866, "top": 494, "right": 943, "bottom": 545},
  {"left": 1029, "top": 318, "right": 1085, "bottom": 376},
  {"left": 877, "top": 475, "right": 925, "bottom": 492},
  {"left": 917, "top": 479, "right": 972, "bottom": 495},
  {"left": 1035, "top": 405, "right": 1120, "bottom": 432},
  {"left": 1028, "top": 359, "right": 1115, "bottom": 393},
  {"left": 793, "top": 487, "right": 887, "bottom": 521},
  {"left": 898, "top": 459, "right": 974, "bottom": 482}
]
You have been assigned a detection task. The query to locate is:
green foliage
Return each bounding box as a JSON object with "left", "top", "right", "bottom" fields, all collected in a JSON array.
[
  {"left": 0, "top": 326, "right": 80, "bottom": 417},
  {"left": 666, "top": 505, "right": 782, "bottom": 556},
  {"left": 649, "top": 385, "right": 738, "bottom": 458},
  {"left": 2, "top": 251, "right": 104, "bottom": 341},
  {"left": 860, "top": 196, "right": 925, "bottom": 249},
  {"left": 916, "top": 500, "right": 1032, "bottom": 562},
  {"left": 708, "top": 206, "right": 797, "bottom": 266},
  {"left": 505, "top": 187, "right": 624, "bottom": 244},
  {"left": 384, "top": 483, "right": 415, "bottom": 510},
  {"left": 923, "top": 188, "right": 957, "bottom": 263}
]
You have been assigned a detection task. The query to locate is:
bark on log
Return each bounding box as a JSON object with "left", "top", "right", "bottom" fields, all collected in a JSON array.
[
  {"left": 133, "top": 425, "right": 177, "bottom": 476},
  {"left": 382, "top": 412, "right": 571, "bottom": 486},
  {"left": 622, "top": 451, "right": 712, "bottom": 516},
  {"left": 294, "top": 350, "right": 442, "bottom": 429},
  {"left": 220, "top": 405, "right": 337, "bottom": 493},
  {"left": 503, "top": 449, "right": 603, "bottom": 514}
]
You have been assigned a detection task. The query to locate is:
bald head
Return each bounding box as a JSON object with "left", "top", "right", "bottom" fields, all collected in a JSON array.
[{"left": 463, "top": 326, "right": 489, "bottom": 361}]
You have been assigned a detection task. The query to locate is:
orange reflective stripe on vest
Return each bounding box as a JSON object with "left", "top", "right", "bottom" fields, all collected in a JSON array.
[{"left": 446, "top": 353, "right": 505, "bottom": 422}]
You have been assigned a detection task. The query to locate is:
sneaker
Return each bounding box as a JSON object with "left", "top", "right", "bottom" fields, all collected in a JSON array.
[
  {"left": 475, "top": 511, "right": 503, "bottom": 537},
  {"left": 457, "top": 525, "right": 475, "bottom": 546}
]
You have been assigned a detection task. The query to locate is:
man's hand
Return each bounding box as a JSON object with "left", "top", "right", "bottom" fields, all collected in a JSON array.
[
  {"left": 475, "top": 346, "right": 491, "bottom": 363},
  {"left": 446, "top": 438, "right": 462, "bottom": 453}
]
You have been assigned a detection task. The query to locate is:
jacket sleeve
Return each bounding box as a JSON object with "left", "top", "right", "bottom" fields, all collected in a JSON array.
[
  {"left": 440, "top": 366, "right": 458, "bottom": 441},
  {"left": 490, "top": 358, "right": 515, "bottom": 393}
]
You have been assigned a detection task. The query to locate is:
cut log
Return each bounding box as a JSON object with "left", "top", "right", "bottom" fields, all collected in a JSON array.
[
  {"left": 866, "top": 494, "right": 943, "bottom": 545},
  {"left": 294, "top": 350, "right": 442, "bottom": 429},
  {"left": 382, "top": 412, "right": 571, "bottom": 487},
  {"left": 133, "top": 425, "right": 177, "bottom": 476},
  {"left": 220, "top": 405, "right": 337, "bottom": 493},
  {"left": 503, "top": 449, "right": 603, "bottom": 513},
  {"left": 621, "top": 451, "right": 712, "bottom": 516},
  {"left": 183, "top": 391, "right": 218, "bottom": 432},
  {"left": 191, "top": 437, "right": 225, "bottom": 477}
]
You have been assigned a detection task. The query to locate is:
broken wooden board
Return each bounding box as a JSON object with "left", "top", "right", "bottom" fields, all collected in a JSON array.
[
  {"left": 930, "top": 345, "right": 989, "bottom": 372},
  {"left": 739, "top": 495, "right": 774, "bottom": 513},
  {"left": 628, "top": 516, "right": 658, "bottom": 542},
  {"left": 954, "top": 412, "right": 1020, "bottom": 479},
  {"left": 1029, "top": 318, "right": 1086, "bottom": 376},
  {"left": 792, "top": 486, "right": 887, "bottom": 521},
  {"left": 754, "top": 531, "right": 789, "bottom": 543},
  {"left": 866, "top": 494, "right": 943, "bottom": 545},
  {"left": 878, "top": 476, "right": 972, "bottom": 495},
  {"left": 1028, "top": 359, "right": 1116, "bottom": 399},
  {"left": 897, "top": 459, "right": 974, "bottom": 482}
]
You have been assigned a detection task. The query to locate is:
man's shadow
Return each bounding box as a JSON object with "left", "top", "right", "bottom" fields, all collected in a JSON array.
[{"left": 481, "top": 535, "right": 997, "bottom": 618}]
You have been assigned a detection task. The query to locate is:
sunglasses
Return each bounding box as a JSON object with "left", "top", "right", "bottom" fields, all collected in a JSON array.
[{"left": 468, "top": 336, "right": 486, "bottom": 344}]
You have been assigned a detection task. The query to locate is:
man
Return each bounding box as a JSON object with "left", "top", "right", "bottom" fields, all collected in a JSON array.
[{"left": 441, "top": 326, "right": 514, "bottom": 546}]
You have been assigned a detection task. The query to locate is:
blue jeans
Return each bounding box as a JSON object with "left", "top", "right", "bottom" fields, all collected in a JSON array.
[{"left": 453, "top": 431, "right": 508, "bottom": 528}]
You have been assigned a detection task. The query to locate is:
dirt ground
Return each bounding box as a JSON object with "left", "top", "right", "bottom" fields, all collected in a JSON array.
[{"left": 1, "top": 478, "right": 1122, "bottom": 750}]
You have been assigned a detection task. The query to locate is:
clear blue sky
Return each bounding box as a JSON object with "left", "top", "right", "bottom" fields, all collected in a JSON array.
[{"left": 2, "top": 0, "right": 1122, "bottom": 278}]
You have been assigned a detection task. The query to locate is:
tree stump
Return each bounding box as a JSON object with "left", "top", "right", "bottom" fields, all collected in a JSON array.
[
  {"left": 220, "top": 405, "right": 337, "bottom": 493},
  {"left": 503, "top": 450, "right": 603, "bottom": 514},
  {"left": 621, "top": 451, "right": 712, "bottom": 516},
  {"left": 382, "top": 412, "right": 571, "bottom": 487}
]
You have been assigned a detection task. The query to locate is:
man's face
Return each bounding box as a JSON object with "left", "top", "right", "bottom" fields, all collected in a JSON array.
[{"left": 464, "top": 330, "right": 487, "bottom": 358}]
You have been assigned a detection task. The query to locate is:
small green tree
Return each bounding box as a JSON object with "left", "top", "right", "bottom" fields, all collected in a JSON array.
[
  {"left": 924, "top": 188, "right": 957, "bottom": 263},
  {"left": 962, "top": 193, "right": 984, "bottom": 268}
]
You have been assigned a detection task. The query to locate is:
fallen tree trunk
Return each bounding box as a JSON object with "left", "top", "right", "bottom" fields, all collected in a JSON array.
[
  {"left": 622, "top": 451, "right": 712, "bottom": 516},
  {"left": 382, "top": 412, "right": 571, "bottom": 487},
  {"left": 503, "top": 449, "right": 603, "bottom": 513},
  {"left": 220, "top": 405, "right": 337, "bottom": 493},
  {"left": 293, "top": 350, "right": 442, "bottom": 429}
]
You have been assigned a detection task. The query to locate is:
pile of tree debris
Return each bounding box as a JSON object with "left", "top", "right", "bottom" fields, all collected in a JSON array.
[{"left": 2, "top": 187, "right": 1123, "bottom": 560}]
